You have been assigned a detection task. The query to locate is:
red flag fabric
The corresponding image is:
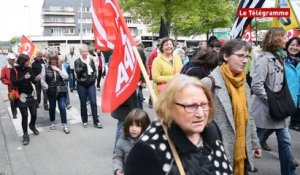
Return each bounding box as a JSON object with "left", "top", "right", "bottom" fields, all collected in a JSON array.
[
  {"left": 19, "top": 35, "right": 37, "bottom": 59},
  {"left": 286, "top": 29, "right": 300, "bottom": 39},
  {"left": 241, "top": 25, "right": 252, "bottom": 43},
  {"left": 91, "top": 0, "right": 140, "bottom": 112}
]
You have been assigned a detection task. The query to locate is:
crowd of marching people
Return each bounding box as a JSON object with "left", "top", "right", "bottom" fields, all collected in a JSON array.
[
  {"left": 1, "top": 44, "right": 105, "bottom": 145},
  {"left": 1, "top": 27, "right": 300, "bottom": 175}
]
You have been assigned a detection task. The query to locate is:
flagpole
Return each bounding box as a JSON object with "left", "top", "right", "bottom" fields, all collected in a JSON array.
[
  {"left": 80, "top": 0, "right": 83, "bottom": 45},
  {"left": 132, "top": 46, "right": 157, "bottom": 103}
]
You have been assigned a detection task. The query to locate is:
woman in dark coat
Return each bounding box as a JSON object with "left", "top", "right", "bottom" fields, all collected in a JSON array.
[
  {"left": 42, "top": 53, "right": 70, "bottom": 134},
  {"left": 11, "top": 54, "right": 40, "bottom": 145},
  {"left": 125, "top": 75, "right": 232, "bottom": 175}
]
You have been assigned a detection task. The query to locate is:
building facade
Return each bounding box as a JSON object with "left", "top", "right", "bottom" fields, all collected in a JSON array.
[{"left": 32, "top": 0, "right": 204, "bottom": 54}]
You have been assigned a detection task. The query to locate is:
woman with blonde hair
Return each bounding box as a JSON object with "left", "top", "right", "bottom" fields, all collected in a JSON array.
[
  {"left": 251, "top": 27, "right": 296, "bottom": 174},
  {"left": 125, "top": 74, "right": 232, "bottom": 174}
]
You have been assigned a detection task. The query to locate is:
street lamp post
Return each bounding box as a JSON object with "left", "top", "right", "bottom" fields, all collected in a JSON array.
[
  {"left": 80, "top": 0, "right": 83, "bottom": 45},
  {"left": 255, "top": 18, "right": 258, "bottom": 46},
  {"left": 24, "top": 5, "right": 31, "bottom": 36}
]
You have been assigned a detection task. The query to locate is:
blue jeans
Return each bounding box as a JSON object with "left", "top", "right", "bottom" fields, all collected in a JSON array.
[
  {"left": 64, "top": 80, "right": 71, "bottom": 106},
  {"left": 69, "top": 69, "right": 76, "bottom": 90},
  {"left": 256, "top": 128, "right": 274, "bottom": 143},
  {"left": 48, "top": 95, "right": 67, "bottom": 124},
  {"left": 77, "top": 83, "right": 99, "bottom": 124},
  {"left": 258, "top": 128, "right": 296, "bottom": 175}
]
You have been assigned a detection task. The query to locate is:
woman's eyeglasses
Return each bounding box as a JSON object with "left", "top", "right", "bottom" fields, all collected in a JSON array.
[
  {"left": 231, "top": 53, "right": 251, "bottom": 61},
  {"left": 175, "top": 102, "right": 210, "bottom": 113}
]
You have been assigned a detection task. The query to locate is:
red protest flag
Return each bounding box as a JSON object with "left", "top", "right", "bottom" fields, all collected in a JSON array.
[
  {"left": 91, "top": 0, "right": 117, "bottom": 50},
  {"left": 286, "top": 29, "right": 300, "bottom": 39},
  {"left": 19, "top": 35, "right": 37, "bottom": 59},
  {"left": 91, "top": 0, "right": 141, "bottom": 112},
  {"left": 242, "top": 25, "right": 252, "bottom": 43}
]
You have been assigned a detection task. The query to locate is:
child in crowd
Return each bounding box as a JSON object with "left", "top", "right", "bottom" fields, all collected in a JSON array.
[{"left": 112, "top": 108, "right": 151, "bottom": 175}]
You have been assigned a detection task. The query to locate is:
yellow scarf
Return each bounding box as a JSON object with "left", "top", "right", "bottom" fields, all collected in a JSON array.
[{"left": 220, "top": 64, "right": 248, "bottom": 175}]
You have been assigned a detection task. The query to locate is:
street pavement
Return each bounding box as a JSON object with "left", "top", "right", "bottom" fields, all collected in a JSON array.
[{"left": 0, "top": 55, "right": 299, "bottom": 175}]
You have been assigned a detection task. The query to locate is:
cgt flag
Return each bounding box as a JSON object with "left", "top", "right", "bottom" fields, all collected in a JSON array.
[
  {"left": 272, "top": 0, "right": 300, "bottom": 31},
  {"left": 286, "top": 29, "right": 300, "bottom": 39},
  {"left": 91, "top": 0, "right": 141, "bottom": 112},
  {"left": 230, "top": 0, "right": 265, "bottom": 39},
  {"left": 19, "top": 35, "right": 37, "bottom": 60},
  {"left": 242, "top": 25, "right": 253, "bottom": 43}
]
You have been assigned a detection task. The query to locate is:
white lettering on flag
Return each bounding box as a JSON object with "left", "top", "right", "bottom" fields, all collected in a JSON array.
[
  {"left": 23, "top": 43, "right": 31, "bottom": 55},
  {"left": 115, "top": 38, "right": 136, "bottom": 93}
]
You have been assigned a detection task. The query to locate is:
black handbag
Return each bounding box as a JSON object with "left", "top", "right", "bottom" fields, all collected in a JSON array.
[
  {"left": 56, "top": 85, "right": 68, "bottom": 95},
  {"left": 264, "top": 72, "right": 296, "bottom": 120},
  {"left": 53, "top": 70, "right": 68, "bottom": 96}
]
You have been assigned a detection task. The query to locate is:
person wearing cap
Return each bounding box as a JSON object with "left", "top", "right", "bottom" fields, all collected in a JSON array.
[{"left": 1, "top": 53, "right": 18, "bottom": 119}]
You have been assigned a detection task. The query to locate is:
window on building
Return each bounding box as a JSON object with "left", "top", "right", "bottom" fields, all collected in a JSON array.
[
  {"left": 65, "top": 17, "right": 75, "bottom": 23},
  {"left": 51, "top": 28, "right": 63, "bottom": 36},
  {"left": 78, "top": 6, "right": 91, "bottom": 12},
  {"left": 126, "top": 18, "right": 132, "bottom": 24},
  {"left": 65, "top": 28, "right": 74, "bottom": 34},
  {"left": 78, "top": 18, "right": 92, "bottom": 24}
]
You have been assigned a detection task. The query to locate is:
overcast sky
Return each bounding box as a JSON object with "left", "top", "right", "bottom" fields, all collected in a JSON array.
[
  {"left": 0, "top": 0, "right": 278, "bottom": 42},
  {"left": 0, "top": 0, "right": 44, "bottom": 41}
]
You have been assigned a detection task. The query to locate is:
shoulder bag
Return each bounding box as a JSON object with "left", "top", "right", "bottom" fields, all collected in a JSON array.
[
  {"left": 264, "top": 71, "right": 296, "bottom": 120},
  {"left": 8, "top": 68, "right": 20, "bottom": 101},
  {"left": 54, "top": 71, "right": 68, "bottom": 96}
]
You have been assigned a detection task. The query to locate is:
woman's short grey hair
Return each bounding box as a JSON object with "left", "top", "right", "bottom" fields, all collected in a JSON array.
[
  {"left": 219, "top": 39, "right": 252, "bottom": 63},
  {"left": 79, "top": 44, "right": 88, "bottom": 52},
  {"left": 173, "top": 48, "right": 185, "bottom": 59}
]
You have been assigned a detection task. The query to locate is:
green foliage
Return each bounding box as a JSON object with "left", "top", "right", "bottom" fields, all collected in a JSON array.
[
  {"left": 120, "top": 0, "right": 235, "bottom": 36},
  {"left": 9, "top": 37, "right": 18, "bottom": 45},
  {"left": 251, "top": 20, "right": 272, "bottom": 31}
]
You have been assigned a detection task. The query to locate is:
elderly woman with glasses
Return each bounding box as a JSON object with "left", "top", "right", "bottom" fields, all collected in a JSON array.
[
  {"left": 202, "top": 39, "right": 261, "bottom": 174},
  {"left": 125, "top": 74, "right": 232, "bottom": 175}
]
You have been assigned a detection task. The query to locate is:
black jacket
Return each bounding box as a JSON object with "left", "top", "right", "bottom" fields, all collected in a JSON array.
[
  {"left": 45, "top": 66, "right": 66, "bottom": 96},
  {"left": 32, "top": 59, "right": 46, "bottom": 76},
  {"left": 125, "top": 121, "right": 233, "bottom": 175},
  {"left": 11, "top": 66, "right": 36, "bottom": 95},
  {"left": 111, "top": 91, "right": 138, "bottom": 121},
  {"left": 74, "top": 57, "right": 97, "bottom": 86}
]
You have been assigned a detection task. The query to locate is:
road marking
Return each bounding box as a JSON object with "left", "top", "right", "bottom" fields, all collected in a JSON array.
[
  {"left": 7, "top": 87, "right": 151, "bottom": 137},
  {"left": 7, "top": 108, "right": 47, "bottom": 137},
  {"left": 7, "top": 94, "right": 103, "bottom": 137}
]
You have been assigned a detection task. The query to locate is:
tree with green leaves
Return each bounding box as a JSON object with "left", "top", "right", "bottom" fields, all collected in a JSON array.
[
  {"left": 120, "top": 0, "right": 235, "bottom": 38},
  {"left": 9, "top": 36, "right": 18, "bottom": 45}
]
